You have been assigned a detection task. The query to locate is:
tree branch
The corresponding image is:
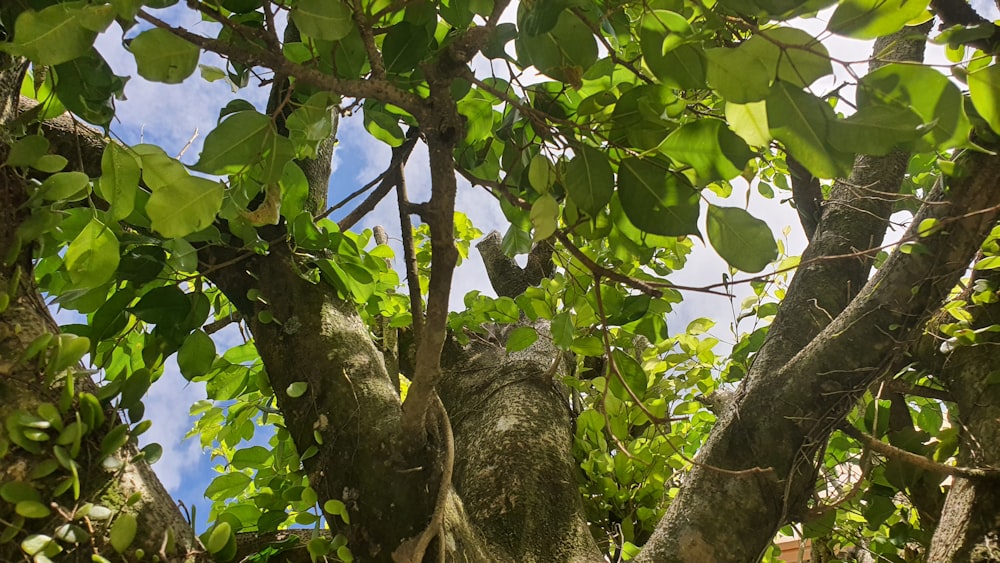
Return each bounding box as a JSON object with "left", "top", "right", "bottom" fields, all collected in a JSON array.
[
  {"left": 928, "top": 0, "right": 1000, "bottom": 53},
  {"left": 396, "top": 157, "right": 424, "bottom": 342},
  {"left": 135, "top": 9, "right": 428, "bottom": 118},
  {"left": 336, "top": 128, "right": 419, "bottom": 230},
  {"left": 746, "top": 25, "right": 930, "bottom": 383},
  {"left": 639, "top": 145, "right": 1000, "bottom": 562},
  {"left": 839, "top": 424, "right": 1000, "bottom": 479}
]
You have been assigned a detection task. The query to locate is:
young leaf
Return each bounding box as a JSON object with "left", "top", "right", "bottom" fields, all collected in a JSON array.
[
  {"left": 65, "top": 218, "right": 120, "bottom": 289},
  {"left": 109, "top": 513, "right": 137, "bottom": 553}
]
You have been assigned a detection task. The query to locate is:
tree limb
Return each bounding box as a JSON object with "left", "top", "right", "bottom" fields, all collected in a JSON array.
[{"left": 839, "top": 424, "right": 1000, "bottom": 479}]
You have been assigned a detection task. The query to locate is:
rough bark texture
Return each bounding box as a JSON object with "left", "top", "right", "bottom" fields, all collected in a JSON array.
[
  {"left": 202, "top": 242, "right": 436, "bottom": 559},
  {"left": 925, "top": 271, "right": 1000, "bottom": 561},
  {"left": 437, "top": 324, "right": 604, "bottom": 562}
]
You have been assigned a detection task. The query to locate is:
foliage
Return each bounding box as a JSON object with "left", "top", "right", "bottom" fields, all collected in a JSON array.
[{"left": 2, "top": 0, "right": 1000, "bottom": 561}]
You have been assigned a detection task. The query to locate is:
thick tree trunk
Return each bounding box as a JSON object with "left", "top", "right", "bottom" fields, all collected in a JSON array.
[{"left": 437, "top": 324, "right": 605, "bottom": 562}]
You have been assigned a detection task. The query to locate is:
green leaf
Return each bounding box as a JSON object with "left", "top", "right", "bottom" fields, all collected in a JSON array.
[
  {"left": 383, "top": 22, "right": 433, "bottom": 75},
  {"left": 640, "top": 10, "right": 694, "bottom": 76},
  {"left": 725, "top": 101, "right": 772, "bottom": 146},
  {"left": 146, "top": 176, "right": 224, "bottom": 238},
  {"left": 564, "top": 145, "right": 614, "bottom": 216},
  {"left": 231, "top": 446, "right": 271, "bottom": 469},
  {"left": 5, "top": 135, "right": 49, "bottom": 168},
  {"left": 206, "top": 522, "right": 232, "bottom": 554},
  {"left": 515, "top": 10, "right": 597, "bottom": 85},
  {"left": 362, "top": 102, "right": 405, "bottom": 146},
  {"left": 291, "top": 0, "right": 354, "bottom": 41},
  {"left": 1, "top": 482, "right": 41, "bottom": 503},
  {"left": 828, "top": 0, "right": 930, "bottom": 39},
  {"left": 551, "top": 312, "right": 575, "bottom": 350},
  {"left": 706, "top": 205, "right": 778, "bottom": 273},
  {"left": 766, "top": 81, "right": 851, "bottom": 178},
  {"left": 665, "top": 45, "right": 710, "bottom": 90},
  {"left": 99, "top": 424, "right": 129, "bottom": 459},
  {"left": 617, "top": 157, "right": 700, "bottom": 237},
  {"left": 828, "top": 105, "right": 925, "bottom": 156},
  {"left": 65, "top": 218, "right": 120, "bottom": 289},
  {"left": 506, "top": 326, "right": 538, "bottom": 353},
  {"left": 98, "top": 143, "right": 140, "bottom": 221},
  {"left": 109, "top": 513, "right": 137, "bottom": 553},
  {"left": 969, "top": 64, "right": 1000, "bottom": 136},
  {"left": 609, "top": 349, "right": 647, "bottom": 401},
  {"left": 286, "top": 381, "right": 308, "bottom": 398},
  {"left": 767, "top": 28, "right": 833, "bottom": 87},
  {"left": 194, "top": 111, "right": 288, "bottom": 180},
  {"left": 7, "top": 5, "right": 104, "bottom": 65},
  {"left": 528, "top": 155, "right": 555, "bottom": 193},
  {"left": 705, "top": 46, "right": 773, "bottom": 103},
  {"left": 177, "top": 330, "right": 216, "bottom": 380},
  {"left": 286, "top": 93, "right": 338, "bottom": 159},
  {"left": 130, "top": 28, "right": 200, "bottom": 84},
  {"left": 139, "top": 443, "right": 163, "bottom": 464},
  {"left": 609, "top": 84, "right": 681, "bottom": 151},
  {"left": 39, "top": 171, "right": 90, "bottom": 201},
  {"left": 205, "top": 473, "right": 252, "bottom": 500},
  {"left": 20, "top": 535, "right": 55, "bottom": 557},
  {"left": 529, "top": 194, "right": 559, "bottom": 242},
  {"left": 131, "top": 286, "right": 191, "bottom": 326},
  {"left": 858, "top": 63, "right": 972, "bottom": 150},
  {"left": 16, "top": 500, "right": 51, "bottom": 519},
  {"left": 661, "top": 120, "right": 753, "bottom": 184},
  {"left": 53, "top": 48, "right": 127, "bottom": 127}
]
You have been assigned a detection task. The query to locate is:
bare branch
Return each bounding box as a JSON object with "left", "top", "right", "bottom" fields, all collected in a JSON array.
[
  {"left": 396, "top": 156, "right": 425, "bottom": 342},
  {"left": 136, "top": 9, "right": 428, "bottom": 118},
  {"left": 337, "top": 129, "right": 420, "bottom": 230},
  {"left": 839, "top": 424, "right": 1000, "bottom": 479}
]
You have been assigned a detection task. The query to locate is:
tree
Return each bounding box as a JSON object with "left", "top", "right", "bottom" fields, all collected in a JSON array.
[{"left": 3, "top": 0, "right": 1000, "bottom": 561}]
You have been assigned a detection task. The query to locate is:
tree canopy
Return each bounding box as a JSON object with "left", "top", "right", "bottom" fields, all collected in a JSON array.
[{"left": 3, "top": 0, "right": 1000, "bottom": 562}]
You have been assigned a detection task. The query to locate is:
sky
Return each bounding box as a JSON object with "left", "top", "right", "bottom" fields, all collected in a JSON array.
[{"left": 42, "top": 0, "right": 999, "bottom": 530}]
